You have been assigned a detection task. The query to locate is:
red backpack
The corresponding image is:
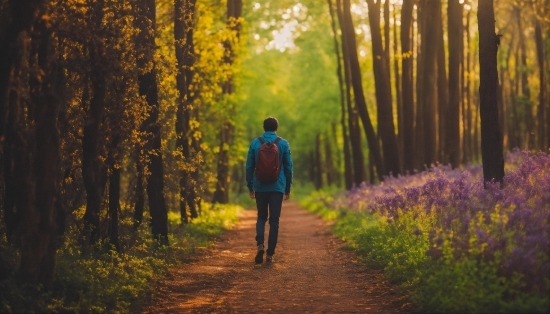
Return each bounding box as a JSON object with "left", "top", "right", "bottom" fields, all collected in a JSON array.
[{"left": 255, "top": 137, "right": 282, "bottom": 183}]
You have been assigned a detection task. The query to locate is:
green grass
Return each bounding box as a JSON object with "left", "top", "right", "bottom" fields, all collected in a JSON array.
[
  {"left": 0, "top": 202, "right": 241, "bottom": 312},
  {"left": 300, "top": 192, "right": 550, "bottom": 313}
]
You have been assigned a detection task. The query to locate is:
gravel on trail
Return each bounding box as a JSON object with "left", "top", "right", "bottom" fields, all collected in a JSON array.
[{"left": 144, "top": 202, "right": 414, "bottom": 313}]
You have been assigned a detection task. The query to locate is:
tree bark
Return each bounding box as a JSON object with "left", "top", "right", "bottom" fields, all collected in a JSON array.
[
  {"left": 535, "top": 21, "right": 546, "bottom": 151},
  {"left": 18, "top": 12, "right": 60, "bottom": 287},
  {"left": 337, "top": 0, "right": 366, "bottom": 186},
  {"left": 212, "top": 0, "right": 242, "bottom": 204},
  {"left": 175, "top": 0, "right": 198, "bottom": 222},
  {"left": 135, "top": 0, "right": 168, "bottom": 244},
  {"left": 342, "top": 0, "right": 384, "bottom": 182},
  {"left": 515, "top": 5, "right": 534, "bottom": 150},
  {"left": 366, "top": 0, "right": 400, "bottom": 177},
  {"left": 328, "top": 0, "right": 353, "bottom": 190},
  {"left": 436, "top": 1, "right": 448, "bottom": 163},
  {"left": 400, "top": 0, "right": 415, "bottom": 173},
  {"left": 392, "top": 4, "right": 402, "bottom": 170},
  {"left": 108, "top": 165, "right": 120, "bottom": 252},
  {"left": 447, "top": 0, "right": 462, "bottom": 167},
  {"left": 417, "top": 0, "right": 439, "bottom": 168},
  {"left": 478, "top": 0, "right": 505, "bottom": 185},
  {"left": 82, "top": 0, "right": 107, "bottom": 246},
  {"left": 0, "top": 0, "right": 47, "bottom": 144}
]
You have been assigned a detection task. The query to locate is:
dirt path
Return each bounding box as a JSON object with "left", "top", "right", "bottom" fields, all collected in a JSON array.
[{"left": 144, "top": 202, "right": 413, "bottom": 313}]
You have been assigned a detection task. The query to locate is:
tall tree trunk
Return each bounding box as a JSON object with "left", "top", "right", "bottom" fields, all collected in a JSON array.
[
  {"left": 314, "top": 134, "right": 323, "bottom": 189},
  {"left": 400, "top": 0, "right": 415, "bottom": 173},
  {"left": 393, "top": 4, "right": 402, "bottom": 170},
  {"left": 108, "top": 165, "right": 120, "bottom": 252},
  {"left": 18, "top": 12, "right": 60, "bottom": 287},
  {"left": 436, "top": 1, "right": 448, "bottom": 163},
  {"left": 417, "top": 0, "right": 439, "bottom": 168},
  {"left": 212, "top": 0, "right": 242, "bottom": 204},
  {"left": 337, "top": 0, "right": 364, "bottom": 186},
  {"left": 478, "top": 0, "right": 505, "bottom": 185},
  {"left": 175, "top": 0, "right": 198, "bottom": 222},
  {"left": 535, "top": 20, "right": 546, "bottom": 151},
  {"left": 463, "top": 8, "right": 473, "bottom": 163},
  {"left": 82, "top": 0, "right": 107, "bottom": 246},
  {"left": 341, "top": 0, "right": 384, "bottom": 181},
  {"left": 328, "top": 0, "right": 353, "bottom": 189},
  {"left": 366, "top": 0, "right": 400, "bottom": 177},
  {"left": 135, "top": 0, "right": 168, "bottom": 245},
  {"left": 324, "top": 133, "right": 336, "bottom": 186},
  {"left": 0, "top": 0, "right": 47, "bottom": 144},
  {"left": 515, "top": 6, "right": 534, "bottom": 150},
  {"left": 447, "top": 0, "right": 462, "bottom": 168}
]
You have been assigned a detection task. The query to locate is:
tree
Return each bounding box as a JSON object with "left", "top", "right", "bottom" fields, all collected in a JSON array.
[
  {"left": 340, "top": 0, "right": 384, "bottom": 182},
  {"left": 416, "top": 0, "right": 439, "bottom": 168},
  {"left": 0, "top": 0, "right": 47, "bottom": 142},
  {"left": 134, "top": 0, "right": 169, "bottom": 244},
  {"left": 447, "top": 0, "right": 462, "bottom": 167},
  {"left": 212, "top": 0, "right": 243, "bottom": 204},
  {"left": 81, "top": 0, "right": 108, "bottom": 246},
  {"left": 478, "top": 0, "right": 505, "bottom": 184},
  {"left": 327, "top": 0, "right": 353, "bottom": 189},
  {"left": 365, "top": 0, "right": 401, "bottom": 177},
  {"left": 400, "top": 0, "right": 415, "bottom": 173},
  {"left": 175, "top": 0, "right": 199, "bottom": 222}
]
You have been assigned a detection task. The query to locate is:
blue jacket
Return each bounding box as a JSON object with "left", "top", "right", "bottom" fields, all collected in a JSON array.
[{"left": 246, "top": 131, "right": 293, "bottom": 194}]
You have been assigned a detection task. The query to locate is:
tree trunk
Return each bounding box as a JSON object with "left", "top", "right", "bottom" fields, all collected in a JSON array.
[
  {"left": 400, "top": 0, "right": 415, "bottom": 173},
  {"left": 324, "top": 133, "right": 337, "bottom": 186},
  {"left": 515, "top": 6, "right": 534, "bottom": 150},
  {"left": 212, "top": 0, "right": 242, "bottom": 204},
  {"left": 175, "top": 0, "right": 198, "bottom": 222},
  {"left": 82, "top": 0, "right": 107, "bottom": 246},
  {"left": 0, "top": 0, "right": 47, "bottom": 144},
  {"left": 535, "top": 21, "right": 546, "bottom": 151},
  {"left": 436, "top": 1, "right": 448, "bottom": 164},
  {"left": 337, "top": 0, "right": 366, "bottom": 185},
  {"left": 462, "top": 8, "right": 472, "bottom": 163},
  {"left": 328, "top": 0, "right": 353, "bottom": 190},
  {"left": 478, "top": 0, "right": 505, "bottom": 185},
  {"left": 19, "top": 13, "right": 60, "bottom": 287},
  {"left": 342, "top": 0, "right": 384, "bottom": 181},
  {"left": 393, "top": 4, "right": 402, "bottom": 170},
  {"left": 135, "top": 0, "right": 168, "bottom": 245},
  {"left": 417, "top": 0, "right": 439, "bottom": 168},
  {"left": 108, "top": 165, "right": 120, "bottom": 252},
  {"left": 447, "top": 0, "right": 462, "bottom": 168},
  {"left": 366, "top": 0, "right": 400, "bottom": 177},
  {"left": 314, "top": 134, "right": 323, "bottom": 189}
]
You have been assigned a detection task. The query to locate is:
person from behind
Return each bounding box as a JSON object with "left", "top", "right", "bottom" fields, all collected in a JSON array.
[{"left": 245, "top": 116, "right": 293, "bottom": 264}]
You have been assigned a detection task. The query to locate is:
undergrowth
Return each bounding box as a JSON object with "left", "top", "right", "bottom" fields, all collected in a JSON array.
[
  {"left": 301, "top": 184, "right": 550, "bottom": 313},
  {"left": 0, "top": 203, "right": 241, "bottom": 312}
]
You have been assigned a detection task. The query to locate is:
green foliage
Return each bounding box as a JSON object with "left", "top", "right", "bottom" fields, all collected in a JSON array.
[
  {"left": 0, "top": 203, "right": 241, "bottom": 312},
  {"left": 300, "top": 193, "right": 550, "bottom": 313}
]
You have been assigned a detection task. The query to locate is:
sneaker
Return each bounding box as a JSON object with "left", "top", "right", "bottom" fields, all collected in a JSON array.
[
  {"left": 266, "top": 255, "right": 273, "bottom": 263},
  {"left": 255, "top": 245, "right": 264, "bottom": 264}
]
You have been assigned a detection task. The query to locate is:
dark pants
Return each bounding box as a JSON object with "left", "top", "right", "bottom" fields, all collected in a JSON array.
[{"left": 255, "top": 192, "right": 283, "bottom": 256}]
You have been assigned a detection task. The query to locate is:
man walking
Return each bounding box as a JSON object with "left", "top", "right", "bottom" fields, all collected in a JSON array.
[{"left": 246, "top": 117, "right": 293, "bottom": 264}]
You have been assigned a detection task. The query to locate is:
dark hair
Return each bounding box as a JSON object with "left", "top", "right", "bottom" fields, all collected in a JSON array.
[{"left": 263, "top": 116, "right": 278, "bottom": 132}]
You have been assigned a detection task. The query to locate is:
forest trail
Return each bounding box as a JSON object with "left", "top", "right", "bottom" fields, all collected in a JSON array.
[{"left": 144, "top": 202, "right": 413, "bottom": 313}]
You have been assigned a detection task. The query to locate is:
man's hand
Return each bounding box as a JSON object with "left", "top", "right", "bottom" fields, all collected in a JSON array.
[
  {"left": 284, "top": 193, "right": 290, "bottom": 201},
  {"left": 249, "top": 191, "right": 255, "bottom": 199}
]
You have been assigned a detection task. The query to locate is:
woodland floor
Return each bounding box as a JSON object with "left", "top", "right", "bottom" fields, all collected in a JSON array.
[{"left": 143, "top": 202, "right": 415, "bottom": 313}]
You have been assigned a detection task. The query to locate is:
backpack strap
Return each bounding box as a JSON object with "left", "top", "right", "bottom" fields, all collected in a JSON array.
[{"left": 258, "top": 137, "right": 281, "bottom": 144}]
